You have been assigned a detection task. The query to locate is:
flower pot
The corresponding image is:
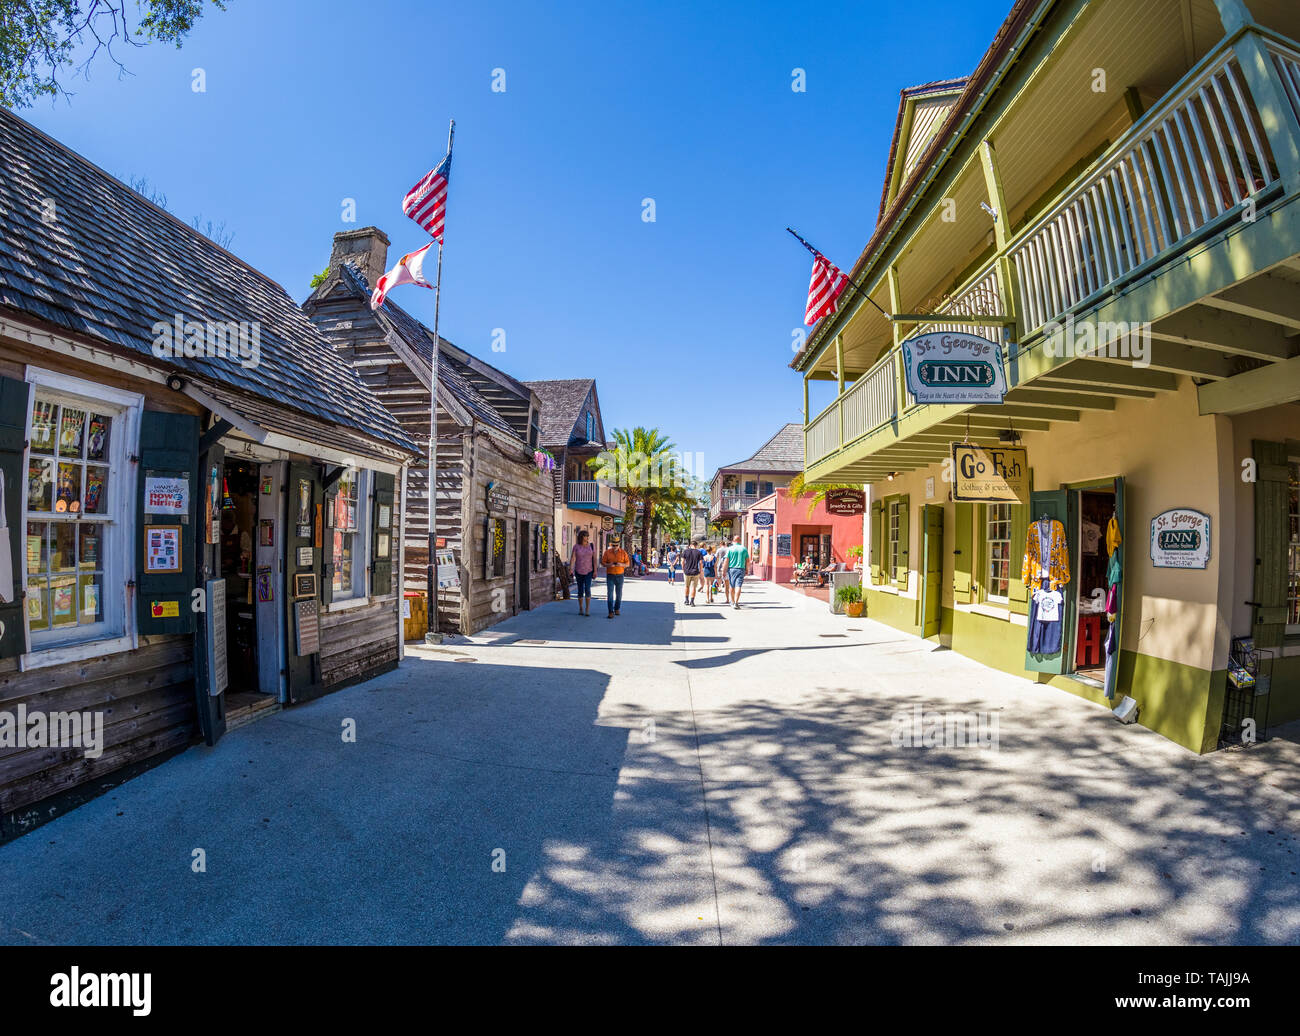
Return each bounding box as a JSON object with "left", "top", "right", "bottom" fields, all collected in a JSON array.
[{"left": 845, "top": 601, "right": 864, "bottom": 618}]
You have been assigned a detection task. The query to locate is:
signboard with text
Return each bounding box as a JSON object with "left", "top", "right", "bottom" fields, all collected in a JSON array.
[
  {"left": 752, "top": 511, "right": 775, "bottom": 528},
  {"left": 1150, "top": 508, "right": 1211, "bottom": 569},
  {"left": 950, "top": 443, "right": 1029, "bottom": 505},
  {"left": 902, "top": 331, "right": 1007, "bottom": 405},
  {"left": 825, "top": 488, "right": 866, "bottom": 516}
]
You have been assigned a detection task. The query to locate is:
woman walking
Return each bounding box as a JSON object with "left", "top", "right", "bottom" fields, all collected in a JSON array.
[{"left": 570, "top": 530, "right": 596, "bottom": 616}]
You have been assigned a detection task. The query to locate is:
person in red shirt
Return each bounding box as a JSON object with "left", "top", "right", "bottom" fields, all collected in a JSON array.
[{"left": 601, "top": 535, "right": 630, "bottom": 618}]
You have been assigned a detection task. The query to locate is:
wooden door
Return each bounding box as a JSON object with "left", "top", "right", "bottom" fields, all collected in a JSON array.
[
  {"left": 922, "top": 505, "right": 944, "bottom": 638},
  {"left": 285, "top": 461, "right": 324, "bottom": 703},
  {"left": 517, "top": 519, "right": 530, "bottom": 611}
]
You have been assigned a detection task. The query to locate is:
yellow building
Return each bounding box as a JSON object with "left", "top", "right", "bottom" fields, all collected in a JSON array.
[{"left": 794, "top": 0, "right": 1300, "bottom": 752}]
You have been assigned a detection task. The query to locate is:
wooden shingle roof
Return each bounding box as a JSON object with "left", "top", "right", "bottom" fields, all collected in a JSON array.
[
  {"left": 717, "top": 422, "right": 804, "bottom": 473},
  {"left": 0, "top": 107, "right": 415, "bottom": 455},
  {"left": 523, "top": 378, "right": 597, "bottom": 447}
]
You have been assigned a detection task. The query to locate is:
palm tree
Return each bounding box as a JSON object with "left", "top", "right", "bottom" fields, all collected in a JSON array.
[{"left": 589, "top": 426, "right": 681, "bottom": 561}]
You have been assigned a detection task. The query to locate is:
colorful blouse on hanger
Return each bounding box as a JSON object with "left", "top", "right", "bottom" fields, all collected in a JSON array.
[{"left": 1022, "top": 518, "right": 1071, "bottom": 592}]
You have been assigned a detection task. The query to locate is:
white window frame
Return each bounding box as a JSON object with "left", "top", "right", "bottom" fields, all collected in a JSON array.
[
  {"left": 887, "top": 500, "right": 900, "bottom": 578},
  {"left": 20, "top": 367, "right": 143, "bottom": 668},
  {"left": 1287, "top": 458, "right": 1299, "bottom": 636},
  {"left": 330, "top": 467, "right": 371, "bottom": 605},
  {"left": 985, "top": 502, "right": 1012, "bottom": 604}
]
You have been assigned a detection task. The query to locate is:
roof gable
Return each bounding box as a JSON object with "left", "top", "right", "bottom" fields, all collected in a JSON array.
[
  {"left": 524, "top": 379, "right": 602, "bottom": 447},
  {"left": 718, "top": 422, "right": 804, "bottom": 473},
  {"left": 878, "top": 78, "right": 968, "bottom": 222}
]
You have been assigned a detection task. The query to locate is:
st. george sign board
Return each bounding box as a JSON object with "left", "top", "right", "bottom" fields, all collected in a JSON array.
[{"left": 901, "top": 331, "right": 1007, "bottom": 405}]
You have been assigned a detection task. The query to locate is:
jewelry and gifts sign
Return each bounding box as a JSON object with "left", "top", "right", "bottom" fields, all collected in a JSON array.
[
  {"left": 1150, "top": 508, "right": 1211, "bottom": 569},
  {"left": 950, "top": 443, "right": 1029, "bottom": 505},
  {"left": 902, "top": 332, "right": 1007, "bottom": 405},
  {"left": 825, "top": 488, "right": 866, "bottom": 516}
]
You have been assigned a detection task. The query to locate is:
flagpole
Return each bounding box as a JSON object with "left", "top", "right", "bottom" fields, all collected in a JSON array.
[
  {"left": 786, "top": 227, "right": 893, "bottom": 321},
  {"left": 426, "top": 117, "right": 454, "bottom": 644}
]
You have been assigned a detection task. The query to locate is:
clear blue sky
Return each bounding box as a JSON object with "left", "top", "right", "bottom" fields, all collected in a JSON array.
[{"left": 19, "top": 0, "right": 1009, "bottom": 475}]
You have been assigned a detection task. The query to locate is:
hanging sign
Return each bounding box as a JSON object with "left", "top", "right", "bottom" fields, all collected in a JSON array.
[
  {"left": 825, "top": 488, "right": 866, "bottom": 516},
  {"left": 486, "top": 481, "right": 510, "bottom": 514},
  {"left": 951, "top": 443, "right": 1029, "bottom": 504},
  {"left": 601, "top": 514, "right": 614, "bottom": 531},
  {"left": 1150, "top": 508, "right": 1211, "bottom": 569},
  {"left": 752, "top": 511, "right": 775, "bottom": 528},
  {"left": 902, "top": 331, "right": 1007, "bottom": 404}
]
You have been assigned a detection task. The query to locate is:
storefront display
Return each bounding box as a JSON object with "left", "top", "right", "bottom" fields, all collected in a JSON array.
[{"left": 1023, "top": 515, "right": 1069, "bottom": 657}]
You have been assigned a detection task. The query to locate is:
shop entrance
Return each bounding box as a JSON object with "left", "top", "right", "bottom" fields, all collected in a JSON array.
[
  {"left": 798, "top": 533, "right": 820, "bottom": 567},
  {"left": 517, "top": 519, "right": 531, "bottom": 612}
]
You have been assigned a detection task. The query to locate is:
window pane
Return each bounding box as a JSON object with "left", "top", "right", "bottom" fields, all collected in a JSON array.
[
  {"left": 49, "top": 576, "right": 76, "bottom": 627},
  {"left": 28, "top": 458, "right": 53, "bottom": 512},
  {"left": 26, "top": 577, "right": 49, "bottom": 631},
  {"left": 79, "top": 527, "right": 102, "bottom": 568},
  {"left": 78, "top": 574, "right": 103, "bottom": 623},
  {"left": 52, "top": 524, "right": 76, "bottom": 571},
  {"left": 58, "top": 408, "right": 86, "bottom": 458},
  {"left": 26, "top": 522, "right": 48, "bottom": 575},
  {"left": 86, "top": 414, "right": 111, "bottom": 462},
  {"left": 56, "top": 462, "right": 82, "bottom": 513},
  {"left": 30, "top": 400, "right": 57, "bottom": 453},
  {"left": 84, "top": 465, "right": 109, "bottom": 514}
]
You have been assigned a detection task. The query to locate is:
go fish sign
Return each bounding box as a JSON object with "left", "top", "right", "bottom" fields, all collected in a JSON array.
[
  {"left": 902, "top": 332, "right": 1007, "bottom": 405},
  {"left": 950, "top": 443, "right": 1029, "bottom": 505}
]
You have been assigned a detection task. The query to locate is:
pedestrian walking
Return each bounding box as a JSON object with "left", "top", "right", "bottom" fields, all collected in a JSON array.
[
  {"left": 569, "top": 530, "right": 596, "bottom": 616},
  {"left": 666, "top": 544, "right": 679, "bottom": 585},
  {"left": 702, "top": 542, "right": 717, "bottom": 603},
  {"left": 714, "top": 539, "right": 730, "bottom": 604},
  {"left": 601, "top": 534, "right": 630, "bottom": 618},
  {"left": 725, "top": 535, "right": 749, "bottom": 609},
  {"left": 681, "top": 539, "right": 703, "bottom": 605}
]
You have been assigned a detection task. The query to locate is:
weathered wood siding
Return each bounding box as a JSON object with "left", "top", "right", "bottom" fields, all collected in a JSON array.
[
  {"left": 320, "top": 597, "right": 400, "bottom": 689},
  {"left": 0, "top": 637, "right": 196, "bottom": 818}
]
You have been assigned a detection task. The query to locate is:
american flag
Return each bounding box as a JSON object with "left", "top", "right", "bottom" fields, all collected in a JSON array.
[
  {"left": 804, "top": 252, "right": 849, "bottom": 326},
  {"left": 402, "top": 152, "right": 452, "bottom": 242}
]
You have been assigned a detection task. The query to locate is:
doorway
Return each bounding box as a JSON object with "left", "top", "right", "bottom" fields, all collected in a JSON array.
[
  {"left": 1070, "top": 485, "right": 1117, "bottom": 679},
  {"left": 921, "top": 504, "right": 943, "bottom": 638},
  {"left": 219, "top": 459, "right": 276, "bottom": 721},
  {"left": 798, "top": 533, "right": 820, "bottom": 568},
  {"left": 517, "top": 519, "right": 531, "bottom": 612}
]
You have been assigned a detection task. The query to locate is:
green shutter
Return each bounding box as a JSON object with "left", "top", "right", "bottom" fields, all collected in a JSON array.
[
  {"left": 137, "top": 411, "right": 200, "bottom": 635},
  {"left": 870, "top": 500, "right": 883, "bottom": 584},
  {"left": 1008, "top": 490, "right": 1031, "bottom": 615},
  {"left": 372, "top": 471, "right": 395, "bottom": 597},
  {"left": 894, "top": 494, "right": 910, "bottom": 587},
  {"left": 953, "top": 502, "right": 973, "bottom": 603},
  {"left": 1253, "top": 440, "right": 1289, "bottom": 649},
  {"left": 0, "top": 376, "right": 32, "bottom": 658}
]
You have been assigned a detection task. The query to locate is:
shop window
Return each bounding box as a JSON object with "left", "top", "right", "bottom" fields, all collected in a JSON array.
[
  {"left": 744, "top": 480, "right": 756, "bottom": 496},
  {"left": 1288, "top": 460, "right": 1299, "bottom": 634},
  {"left": 24, "top": 377, "right": 139, "bottom": 649},
  {"left": 331, "top": 468, "right": 370, "bottom": 600},
  {"left": 985, "top": 503, "right": 1012, "bottom": 603},
  {"left": 761, "top": 481, "right": 774, "bottom": 497}
]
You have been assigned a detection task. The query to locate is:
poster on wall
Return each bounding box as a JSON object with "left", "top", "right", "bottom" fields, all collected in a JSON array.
[
  {"left": 145, "top": 476, "right": 189, "bottom": 516},
  {"left": 950, "top": 443, "right": 1029, "bottom": 505},
  {"left": 205, "top": 578, "right": 228, "bottom": 698},
  {"left": 437, "top": 548, "right": 460, "bottom": 590},
  {"left": 145, "top": 525, "right": 182, "bottom": 572},
  {"left": 776, "top": 533, "right": 792, "bottom": 557},
  {"left": 902, "top": 331, "right": 1007, "bottom": 405},
  {"left": 206, "top": 465, "right": 220, "bottom": 544},
  {"left": 1150, "top": 508, "right": 1211, "bottom": 569}
]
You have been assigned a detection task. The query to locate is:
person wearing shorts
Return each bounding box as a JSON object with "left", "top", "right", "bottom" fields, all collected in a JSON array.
[
  {"left": 714, "top": 541, "right": 730, "bottom": 604},
  {"left": 680, "top": 539, "right": 703, "bottom": 605},
  {"left": 569, "top": 530, "right": 596, "bottom": 616},
  {"left": 725, "top": 535, "right": 749, "bottom": 609},
  {"left": 702, "top": 544, "right": 717, "bottom": 603}
]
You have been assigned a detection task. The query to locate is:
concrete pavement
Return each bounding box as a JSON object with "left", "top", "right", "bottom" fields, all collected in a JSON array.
[{"left": 1, "top": 571, "right": 1297, "bottom": 944}]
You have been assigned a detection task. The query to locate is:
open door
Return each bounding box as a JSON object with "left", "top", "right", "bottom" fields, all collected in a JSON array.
[
  {"left": 1024, "top": 488, "right": 1074, "bottom": 674},
  {"left": 1106, "top": 475, "right": 1126, "bottom": 697},
  {"left": 921, "top": 504, "right": 943, "bottom": 638},
  {"left": 285, "top": 461, "right": 324, "bottom": 703}
]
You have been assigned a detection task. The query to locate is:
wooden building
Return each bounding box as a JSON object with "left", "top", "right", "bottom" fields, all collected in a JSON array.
[
  {"left": 0, "top": 110, "right": 419, "bottom": 838},
  {"left": 524, "top": 379, "right": 626, "bottom": 559},
  {"left": 304, "top": 230, "right": 553, "bottom": 634}
]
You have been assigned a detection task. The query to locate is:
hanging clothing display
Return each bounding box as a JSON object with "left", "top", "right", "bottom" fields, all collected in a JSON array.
[
  {"left": 1023, "top": 517, "right": 1070, "bottom": 656},
  {"left": 1103, "top": 511, "right": 1123, "bottom": 701}
]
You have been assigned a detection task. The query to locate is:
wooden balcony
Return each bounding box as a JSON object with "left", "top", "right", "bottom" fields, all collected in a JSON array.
[
  {"left": 565, "top": 480, "right": 626, "bottom": 514},
  {"left": 804, "top": 29, "right": 1300, "bottom": 483}
]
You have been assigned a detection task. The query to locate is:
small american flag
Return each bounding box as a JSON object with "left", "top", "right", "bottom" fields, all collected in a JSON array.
[
  {"left": 804, "top": 252, "right": 848, "bottom": 326},
  {"left": 402, "top": 152, "right": 452, "bottom": 242}
]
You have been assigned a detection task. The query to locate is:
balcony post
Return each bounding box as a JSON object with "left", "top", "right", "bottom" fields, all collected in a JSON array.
[
  {"left": 887, "top": 265, "right": 907, "bottom": 414},
  {"left": 835, "top": 334, "right": 845, "bottom": 448}
]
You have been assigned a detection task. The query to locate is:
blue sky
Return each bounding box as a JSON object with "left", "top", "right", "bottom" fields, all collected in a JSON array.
[{"left": 19, "top": 0, "right": 1009, "bottom": 474}]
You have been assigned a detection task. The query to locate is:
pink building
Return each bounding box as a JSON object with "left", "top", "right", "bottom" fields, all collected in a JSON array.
[{"left": 741, "top": 488, "right": 864, "bottom": 584}]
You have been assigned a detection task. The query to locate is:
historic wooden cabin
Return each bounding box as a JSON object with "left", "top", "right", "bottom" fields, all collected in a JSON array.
[
  {"left": 0, "top": 110, "right": 419, "bottom": 839},
  {"left": 524, "top": 379, "right": 626, "bottom": 559},
  {"left": 304, "top": 229, "right": 553, "bottom": 634}
]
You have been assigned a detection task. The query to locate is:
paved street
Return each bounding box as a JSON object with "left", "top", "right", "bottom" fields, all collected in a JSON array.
[{"left": 2, "top": 572, "right": 1298, "bottom": 945}]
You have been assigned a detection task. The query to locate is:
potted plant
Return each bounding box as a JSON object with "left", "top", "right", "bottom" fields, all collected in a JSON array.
[
  {"left": 847, "top": 544, "right": 864, "bottom": 571},
  {"left": 836, "top": 581, "right": 864, "bottom": 618}
]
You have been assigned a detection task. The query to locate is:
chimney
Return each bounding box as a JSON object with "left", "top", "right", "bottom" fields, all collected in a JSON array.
[{"left": 328, "top": 226, "right": 390, "bottom": 288}]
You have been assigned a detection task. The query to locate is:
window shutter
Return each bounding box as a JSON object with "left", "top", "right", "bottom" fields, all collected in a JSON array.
[
  {"left": 137, "top": 411, "right": 200, "bottom": 635},
  {"left": 0, "top": 376, "right": 32, "bottom": 658},
  {"left": 869, "top": 500, "right": 883, "bottom": 584},
  {"left": 1008, "top": 493, "right": 1031, "bottom": 615},
  {"left": 894, "top": 494, "right": 910, "bottom": 588},
  {"left": 1253, "top": 439, "right": 1289, "bottom": 649},
  {"left": 372, "top": 471, "right": 395, "bottom": 597},
  {"left": 953, "top": 502, "right": 974, "bottom": 603}
]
